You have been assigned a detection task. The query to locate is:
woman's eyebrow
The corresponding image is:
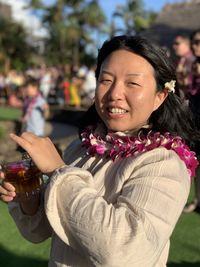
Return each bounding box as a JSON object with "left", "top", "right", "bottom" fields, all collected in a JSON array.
[
  {"left": 100, "top": 71, "right": 143, "bottom": 77},
  {"left": 126, "top": 73, "right": 143, "bottom": 77},
  {"left": 100, "top": 70, "right": 113, "bottom": 76}
]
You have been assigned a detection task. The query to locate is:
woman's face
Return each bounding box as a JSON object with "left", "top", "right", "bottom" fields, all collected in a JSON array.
[
  {"left": 95, "top": 49, "right": 167, "bottom": 132},
  {"left": 192, "top": 32, "right": 200, "bottom": 57}
]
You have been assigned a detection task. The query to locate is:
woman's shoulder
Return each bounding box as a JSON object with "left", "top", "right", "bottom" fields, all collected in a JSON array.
[
  {"left": 141, "top": 146, "right": 186, "bottom": 164},
  {"left": 129, "top": 147, "right": 191, "bottom": 184},
  {"left": 113, "top": 147, "right": 191, "bottom": 202}
]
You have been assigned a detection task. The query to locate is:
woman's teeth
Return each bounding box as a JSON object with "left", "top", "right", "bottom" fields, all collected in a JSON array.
[{"left": 109, "top": 108, "right": 127, "bottom": 114}]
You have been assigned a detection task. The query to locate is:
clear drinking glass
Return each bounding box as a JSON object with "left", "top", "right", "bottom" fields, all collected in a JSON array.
[{"left": 2, "top": 159, "right": 42, "bottom": 201}]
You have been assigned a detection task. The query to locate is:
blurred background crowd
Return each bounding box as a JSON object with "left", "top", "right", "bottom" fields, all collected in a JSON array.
[{"left": 0, "top": 64, "right": 96, "bottom": 109}]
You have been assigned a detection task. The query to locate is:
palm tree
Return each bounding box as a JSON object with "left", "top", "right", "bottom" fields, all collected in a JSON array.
[
  {"left": 27, "top": 0, "right": 106, "bottom": 66},
  {"left": 112, "top": 0, "right": 157, "bottom": 36},
  {"left": 0, "top": 17, "right": 31, "bottom": 72}
]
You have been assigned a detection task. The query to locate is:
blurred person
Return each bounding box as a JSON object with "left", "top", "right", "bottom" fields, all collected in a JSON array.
[
  {"left": 173, "top": 34, "right": 195, "bottom": 99},
  {"left": 21, "top": 77, "right": 49, "bottom": 136},
  {"left": 7, "top": 87, "right": 23, "bottom": 108},
  {"left": 69, "top": 69, "right": 85, "bottom": 108},
  {"left": 81, "top": 65, "right": 96, "bottom": 107},
  {"left": 0, "top": 73, "right": 6, "bottom": 104},
  {"left": 48, "top": 71, "right": 65, "bottom": 106},
  {"left": 184, "top": 29, "right": 200, "bottom": 213},
  {"left": 5, "top": 70, "right": 19, "bottom": 91},
  {"left": 62, "top": 79, "right": 70, "bottom": 105},
  {"left": 39, "top": 68, "right": 52, "bottom": 99}
]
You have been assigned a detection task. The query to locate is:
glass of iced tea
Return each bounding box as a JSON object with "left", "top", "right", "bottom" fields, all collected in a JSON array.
[{"left": 2, "top": 159, "right": 43, "bottom": 201}]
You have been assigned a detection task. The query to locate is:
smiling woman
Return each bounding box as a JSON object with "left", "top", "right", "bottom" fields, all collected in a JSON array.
[
  {"left": 1, "top": 35, "right": 200, "bottom": 267},
  {"left": 95, "top": 49, "right": 167, "bottom": 132}
]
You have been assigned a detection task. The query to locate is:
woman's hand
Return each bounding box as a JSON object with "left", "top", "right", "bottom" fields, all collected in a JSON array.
[
  {"left": 10, "top": 132, "right": 65, "bottom": 174},
  {"left": 0, "top": 170, "right": 41, "bottom": 214},
  {"left": 0, "top": 172, "right": 16, "bottom": 203}
]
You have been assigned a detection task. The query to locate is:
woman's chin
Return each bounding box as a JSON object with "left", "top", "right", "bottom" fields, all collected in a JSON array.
[{"left": 106, "top": 123, "right": 129, "bottom": 132}]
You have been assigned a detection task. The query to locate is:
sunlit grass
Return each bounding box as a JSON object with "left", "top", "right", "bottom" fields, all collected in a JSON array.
[
  {"left": 0, "top": 106, "right": 21, "bottom": 121},
  {"left": 0, "top": 202, "right": 50, "bottom": 267}
]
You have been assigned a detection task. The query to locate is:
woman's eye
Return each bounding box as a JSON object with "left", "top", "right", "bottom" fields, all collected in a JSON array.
[
  {"left": 128, "top": 81, "right": 140, "bottom": 87},
  {"left": 100, "top": 79, "right": 112, "bottom": 85}
]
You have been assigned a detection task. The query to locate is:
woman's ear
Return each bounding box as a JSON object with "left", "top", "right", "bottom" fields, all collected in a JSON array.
[{"left": 153, "top": 89, "right": 168, "bottom": 111}]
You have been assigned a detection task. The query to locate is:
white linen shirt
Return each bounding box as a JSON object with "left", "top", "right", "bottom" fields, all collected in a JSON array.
[{"left": 9, "top": 138, "right": 190, "bottom": 267}]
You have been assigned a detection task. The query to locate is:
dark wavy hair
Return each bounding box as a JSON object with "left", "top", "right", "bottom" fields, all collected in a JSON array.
[
  {"left": 79, "top": 35, "right": 199, "bottom": 147},
  {"left": 191, "top": 29, "right": 200, "bottom": 41}
]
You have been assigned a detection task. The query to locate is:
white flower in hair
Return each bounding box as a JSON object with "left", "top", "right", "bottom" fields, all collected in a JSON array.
[{"left": 164, "top": 80, "right": 176, "bottom": 93}]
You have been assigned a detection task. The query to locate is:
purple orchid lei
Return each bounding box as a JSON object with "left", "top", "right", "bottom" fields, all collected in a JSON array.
[{"left": 81, "top": 125, "right": 199, "bottom": 177}]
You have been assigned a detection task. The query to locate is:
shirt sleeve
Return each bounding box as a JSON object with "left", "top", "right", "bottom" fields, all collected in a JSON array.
[
  {"left": 44, "top": 148, "right": 190, "bottom": 266},
  {"left": 8, "top": 191, "right": 52, "bottom": 243}
]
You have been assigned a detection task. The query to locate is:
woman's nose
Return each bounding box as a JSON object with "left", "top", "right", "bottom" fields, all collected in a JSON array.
[{"left": 108, "top": 81, "right": 124, "bottom": 100}]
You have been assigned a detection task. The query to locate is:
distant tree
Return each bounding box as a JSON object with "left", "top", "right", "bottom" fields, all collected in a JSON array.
[
  {"left": 0, "top": 17, "right": 31, "bottom": 72},
  {"left": 112, "top": 0, "right": 157, "bottom": 36},
  {"left": 27, "top": 0, "right": 106, "bottom": 66}
]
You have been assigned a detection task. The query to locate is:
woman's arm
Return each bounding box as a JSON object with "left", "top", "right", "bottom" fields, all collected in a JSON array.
[
  {"left": 8, "top": 188, "right": 52, "bottom": 243},
  {"left": 6, "top": 132, "right": 65, "bottom": 243}
]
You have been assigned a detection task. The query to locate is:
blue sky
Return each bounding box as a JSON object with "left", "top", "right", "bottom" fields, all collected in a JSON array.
[
  {"left": 99, "top": 0, "right": 177, "bottom": 23},
  {"left": 44, "top": 0, "right": 177, "bottom": 12},
  {"left": 44, "top": 0, "right": 177, "bottom": 20},
  {"left": 143, "top": 0, "right": 176, "bottom": 11}
]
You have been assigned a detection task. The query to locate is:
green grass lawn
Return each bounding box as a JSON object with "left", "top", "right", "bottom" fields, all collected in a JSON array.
[
  {"left": 0, "top": 106, "right": 22, "bottom": 121},
  {"left": 0, "top": 202, "right": 50, "bottom": 267},
  {"left": 0, "top": 183, "right": 200, "bottom": 266},
  {"left": 168, "top": 182, "right": 200, "bottom": 266}
]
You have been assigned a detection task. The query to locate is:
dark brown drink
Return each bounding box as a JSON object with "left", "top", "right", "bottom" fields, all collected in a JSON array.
[{"left": 3, "top": 159, "right": 42, "bottom": 200}]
